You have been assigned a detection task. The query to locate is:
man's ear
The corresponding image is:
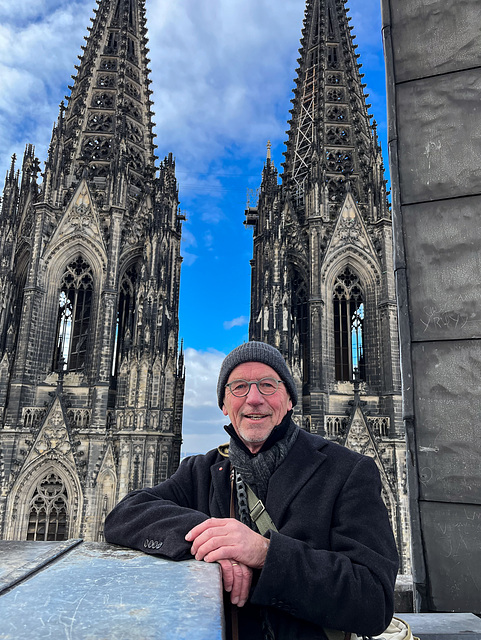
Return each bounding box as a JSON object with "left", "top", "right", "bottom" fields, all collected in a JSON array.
[{"left": 222, "top": 404, "right": 229, "bottom": 417}]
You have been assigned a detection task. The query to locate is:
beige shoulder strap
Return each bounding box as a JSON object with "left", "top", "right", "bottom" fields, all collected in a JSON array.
[{"left": 245, "top": 483, "right": 278, "bottom": 536}]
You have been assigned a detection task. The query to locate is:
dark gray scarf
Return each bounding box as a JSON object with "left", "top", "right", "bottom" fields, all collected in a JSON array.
[{"left": 226, "top": 411, "right": 299, "bottom": 505}]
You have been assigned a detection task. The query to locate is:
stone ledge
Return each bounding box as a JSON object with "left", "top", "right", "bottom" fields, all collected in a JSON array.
[{"left": 401, "top": 613, "right": 481, "bottom": 640}]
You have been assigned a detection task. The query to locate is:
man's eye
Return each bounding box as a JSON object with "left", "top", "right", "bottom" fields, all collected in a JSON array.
[
  {"left": 232, "top": 382, "right": 248, "bottom": 393},
  {"left": 259, "top": 379, "right": 276, "bottom": 391}
]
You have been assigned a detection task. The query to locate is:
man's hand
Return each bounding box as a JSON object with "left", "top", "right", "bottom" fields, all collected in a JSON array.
[
  {"left": 185, "top": 518, "right": 270, "bottom": 569},
  {"left": 218, "top": 559, "right": 252, "bottom": 607}
]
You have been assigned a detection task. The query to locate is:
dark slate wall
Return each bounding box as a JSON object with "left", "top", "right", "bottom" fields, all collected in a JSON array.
[{"left": 381, "top": 0, "right": 481, "bottom": 613}]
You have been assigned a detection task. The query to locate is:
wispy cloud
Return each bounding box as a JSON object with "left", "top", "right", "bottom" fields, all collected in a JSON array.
[
  {"left": 223, "top": 316, "right": 249, "bottom": 330},
  {"left": 182, "top": 347, "right": 227, "bottom": 455}
]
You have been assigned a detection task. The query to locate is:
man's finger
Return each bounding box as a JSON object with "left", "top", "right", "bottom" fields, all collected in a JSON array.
[
  {"left": 189, "top": 525, "right": 231, "bottom": 557},
  {"left": 218, "top": 559, "right": 234, "bottom": 593},
  {"left": 231, "top": 563, "right": 252, "bottom": 607},
  {"left": 185, "top": 517, "right": 227, "bottom": 542}
]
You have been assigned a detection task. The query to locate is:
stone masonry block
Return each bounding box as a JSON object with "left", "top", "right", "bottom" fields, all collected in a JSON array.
[
  {"left": 412, "top": 340, "right": 481, "bottom": 503},
  {"left": 403, "top": 195, "right": 481, "bottom": 342},
  {"left": 397, "top": 69, "right": 481, "bottom": 204},
  {"left": 386, "top": 0, "right": 481, "bottom": 83}
]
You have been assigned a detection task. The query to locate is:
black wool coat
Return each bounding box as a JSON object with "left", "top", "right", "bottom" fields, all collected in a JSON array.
[{"left": 104, "top": 427, "right": 399, "bottom": 640}]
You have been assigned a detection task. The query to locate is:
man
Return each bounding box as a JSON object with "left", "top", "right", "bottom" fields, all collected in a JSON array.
[{"left": 104, "top": 342, "right": 399, "bottom": 639}]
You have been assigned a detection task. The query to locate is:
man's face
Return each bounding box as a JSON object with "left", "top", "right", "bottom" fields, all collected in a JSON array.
[{"left": 222, "top": 362, "right": 292, "bottom": 453}]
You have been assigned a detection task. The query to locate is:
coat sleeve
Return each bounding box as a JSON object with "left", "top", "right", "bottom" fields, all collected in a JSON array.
[
  {"left": 249, "top": 456, "right": 399, "bottom": 637},
  {"left": 104, "top": 456, "right": 211, "bottom": 560}
]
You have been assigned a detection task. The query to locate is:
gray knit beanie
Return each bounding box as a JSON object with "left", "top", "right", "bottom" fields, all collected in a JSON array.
[{"left": 217, "top": 341, "right": 298, "bottom": 408}]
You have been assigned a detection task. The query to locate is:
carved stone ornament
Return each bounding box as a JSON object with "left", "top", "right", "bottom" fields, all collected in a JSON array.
[
  {"left": 345, "top": 417, "right": 370, "bottom": 454},
  {"left": 34, "top": 412, "right": 72, "bottom": 456},
  {"left": 69, "top": 203, "right": 94, "bottom": 230},
  {"left": 338, "top": 208, "right": 362, "bottom": 244}
]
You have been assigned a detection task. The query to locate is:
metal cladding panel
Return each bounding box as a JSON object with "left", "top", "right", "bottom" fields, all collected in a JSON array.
[
  {"left": 419, "top": 502, "right": 481, "bottom": 613},
  {"left": 403, "top": 197, "right": 481, "bottom": 342},
  {"left": 402, "top": 613, "right": 481, "bottom": 639},
  {"left": 412, "top": 341, "right": 481, "bottom": 504},
  {"left": 0, "top": 542, "right": 224, "bottom": 640},
  {"left": 389, "top": 0, "right": 481, "bottom": 83},
  {"left": 396, "top": 69, "right": 481, "bottom": 205},
  {"left": 0, "top": 540, "right": 80, "bottom": 587}
]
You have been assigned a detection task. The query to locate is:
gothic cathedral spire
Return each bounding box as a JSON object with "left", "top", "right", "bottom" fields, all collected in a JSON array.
[
  {"left": 0, "top": 0, "right": 185, "bottom": 542},
  {"left": 282, "top": 0, "right": 388, "bottom": 221},
  {"left": 44, "top": 0, "right": 157, "bottom": 212},
  {"left": 246, "top": 0, "right": 410, "bottom": 572}
]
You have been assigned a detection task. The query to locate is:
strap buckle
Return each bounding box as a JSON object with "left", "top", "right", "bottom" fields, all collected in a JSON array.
[{"left": 250, "top": 499, "right": 266, "bottom": 521}]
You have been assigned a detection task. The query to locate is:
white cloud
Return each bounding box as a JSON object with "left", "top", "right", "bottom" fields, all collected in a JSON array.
[
  {"left": 183, "top": 347, "right": 225, "bottom": 408},
  {"left": 181, "top": 347, "right": 228, "bottom": 455},
  {"left": 223, "top": 316, "right": 249, "bottom": 330},
  {"left": 181, "top": 228, "right": 197, "bottom": 249},
  {"left": 0, "top": 1, "right": 93, "bottom": 169},
  {"left": 180, "top": 250, "right": 198, "bottom": 267},
  {"left": 146, "top": 0, "right": 302, "bottom": 172}
]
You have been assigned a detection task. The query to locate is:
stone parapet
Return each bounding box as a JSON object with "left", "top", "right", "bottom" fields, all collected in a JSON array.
[{"left": 0, "top": 540, "right": 224, "bottom": 639}]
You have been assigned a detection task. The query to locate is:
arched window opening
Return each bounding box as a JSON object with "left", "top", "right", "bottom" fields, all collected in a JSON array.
[
  {"left": 333, "top": 267, "right": 365, "bottom": 381},
  {"left": 26, "top": 472, "right": 68, "bottom": 541},
  {"left": 53, "top": 257, "right": 94, "bottom": 372},
  {"left": 113, "top": 264, "right": 138, "bottom": 376},
  {"left": 291, "top": 269, "right": 309, "bottom": 389}
]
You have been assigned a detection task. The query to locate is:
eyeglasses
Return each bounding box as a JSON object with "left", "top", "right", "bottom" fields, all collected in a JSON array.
[{"left": 225, "top": 377, "right": 284, "bottom": 398}]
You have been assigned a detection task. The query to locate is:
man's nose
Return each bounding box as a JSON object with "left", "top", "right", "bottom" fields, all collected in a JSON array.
[{"left": 245, "top": 383, "right": 264, "bottom": 402}]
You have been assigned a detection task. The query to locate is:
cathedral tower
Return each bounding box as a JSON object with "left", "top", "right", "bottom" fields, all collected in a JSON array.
[
  {"left": 246, "top": 0, "right": 410, "bottom": 571},
  {"left": 0, "top": 0, "right": 185, "bottom": 541}
]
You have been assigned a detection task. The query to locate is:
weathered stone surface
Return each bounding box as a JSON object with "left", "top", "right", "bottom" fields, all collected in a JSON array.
[
  {"left": 403, "top": 196, "right": 481, "bottom": 342},
  {"left": 412, "top": 340, "right": 481, "bottom": 503},
  {"left": 387, "top": 0, "right": 481, "bottom": 83},
  {"left": 0, "top": 539, "right": 81, "bottom": 592},
  {"left": 0, "top": 542, "right": 224, "bottom": 640},
  {"left": 383, "top": 0, "right": 481, "bottom": 614},
  {"left": 402, "top": 613, "right": 481, "bottom": 639},
  {"left": 397, "top": 69, "right": 481, "bottom": 204},
  {"left": 418, "top": 504, "right": 481, "bottom": 614}
]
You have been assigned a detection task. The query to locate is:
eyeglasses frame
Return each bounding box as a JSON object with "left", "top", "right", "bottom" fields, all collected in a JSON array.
[{"left": 225, "top": 377, "right": 284, "bottom": 398}]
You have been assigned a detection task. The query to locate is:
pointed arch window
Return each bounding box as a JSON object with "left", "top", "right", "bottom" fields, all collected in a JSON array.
[
  {"left": 26, "top": 472, "right": 68, "bottom": 541},
  {"left": 113, "top": 264, "right": 139, "bottom": 376},
  {"left": 53, "top": 257, "right": 94, "bottom": 372},
  {"left": 333, "top": 267, "right": 365, "bottom": 381}
]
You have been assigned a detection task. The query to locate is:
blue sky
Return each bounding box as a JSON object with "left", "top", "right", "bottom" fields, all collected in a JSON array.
[{"left": 0, "top": 0, "right": 388, "bottom": 455}]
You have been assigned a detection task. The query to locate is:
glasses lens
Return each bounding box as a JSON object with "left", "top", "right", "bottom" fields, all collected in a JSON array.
[
  {"left": 258, "top": 378, "right": 279, "bottom": 395},
  {"left": 229, "top": 380, "right": 249, "bottom": 397}
]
